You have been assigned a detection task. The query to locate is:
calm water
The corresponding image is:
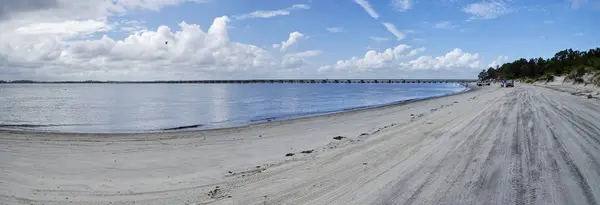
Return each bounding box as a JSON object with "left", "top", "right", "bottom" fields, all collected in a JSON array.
[{"left": 0, "top": 83, "right": 467, "bottom": 133}]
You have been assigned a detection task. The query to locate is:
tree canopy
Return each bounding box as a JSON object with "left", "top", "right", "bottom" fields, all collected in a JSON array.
[{"left": 478, "top": 47, "right": 600, "bottom": 82}]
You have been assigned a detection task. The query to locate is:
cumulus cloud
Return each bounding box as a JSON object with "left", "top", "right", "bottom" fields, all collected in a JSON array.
[
  {"left": 279, "top": 31, "right": 305, "bottom": 52},
  {"left": 391, "top": 0, "right": 413, "bottom": 11},
  {"left": 318, "top": 44, "right": 425, "bottom": 72},
  {"left": 382, "top": 22, "right": 406, "bottom": 40},
  {"left": 0, "top": 16, "right": 289, "bottom": 80},
  {"left": 401, "top": 48, "right": 480, "bottom": 70},
  {"left": 326, "top": 27, "right": 344, "bottom": 33},
  {"left": 0, "top": 0, "right": 333, "bottom": 80},
  {"left": 354, "top": 0, "right": 380, "bottom": 19},
  {"left": 234, "top": 4, "right": 310, "bottom": 20},
  {"left": 463, "top": 0, "right": 511, "bottom": 20},
  {"left": 488, "top": 55, "right": 509, "bottom": 68},
  {"left": 320, "top": 46, "right": 480, "bottom": 74}
]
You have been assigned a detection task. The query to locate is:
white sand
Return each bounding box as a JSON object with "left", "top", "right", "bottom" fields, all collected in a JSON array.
[
  {"left": 534, "top": 76, "right": 600, "bottom": 99},
  {"left": 2, "top": 83, "right": 600, "bottom": 205}
]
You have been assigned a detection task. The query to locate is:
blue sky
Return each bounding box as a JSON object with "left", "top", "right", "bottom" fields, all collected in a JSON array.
[
  {"left": 0, "top": 0, "right": 599, "bottom": 80},
  {"left": 127, "top": 0, "right": 598, "bottom": 59}
]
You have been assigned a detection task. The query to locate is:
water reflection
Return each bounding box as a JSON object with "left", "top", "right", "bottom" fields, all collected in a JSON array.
[
  {"left": 0, "top": 83, "right": 466, "bottom": 133},
  {"left": 210, "top": 84, "right": 230, "bottom": 125}
]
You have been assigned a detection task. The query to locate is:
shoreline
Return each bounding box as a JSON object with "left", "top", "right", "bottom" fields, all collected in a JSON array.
[{"left": 0, "top": 84, "right": 474, "bottom": 136}]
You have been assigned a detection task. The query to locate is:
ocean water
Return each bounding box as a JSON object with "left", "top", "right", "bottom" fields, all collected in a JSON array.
[{"left": 0, "top": 83, "right": 467, "bottom": 133}]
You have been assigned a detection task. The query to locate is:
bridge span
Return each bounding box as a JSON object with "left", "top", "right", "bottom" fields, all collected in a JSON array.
[
  {"left": 124, "top": 79, "right": 477, "bottom": 84},
  {"left": 2, "top": 79, "right": 478, "bottom": 84}
]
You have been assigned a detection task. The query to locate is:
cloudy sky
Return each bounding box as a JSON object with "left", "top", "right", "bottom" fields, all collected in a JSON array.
[{"left": 0, "top": 0, "right": 598, "bottom": 80}]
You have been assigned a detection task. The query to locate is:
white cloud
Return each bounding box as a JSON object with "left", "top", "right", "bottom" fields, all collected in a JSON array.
[
  {"left": 463, "top": 0, "right": 510, "bottom": 20},
  {"left": 433, "top": 21, "right": 458, "bottom": 29},
  {"left": 282, "top": 50, "right": 322, "bottom": 69},
  {"left": 319, "top": 51, "right": 393, "bottom": 73},
  {"left": 354, "top": 0, "right": 380, "bottom": 19},
  {"left": 326, "top": 27, "right": 344, "bottom": 33},
  {"left": 401, "top": 48, "right": 480, "bottom": 70},
  {"left": 391, "top": 0, "right": 414, "bottom": 11},
  {"left": 487, "top": 56, "right": 509, "bottom": 68},
  {"left": 318, "top": 44, "right": 426, "bottom": 72},
  {"left": 382, "top": 22, "right": 406, "bottom": 40},
  {"left": 403, "top": 29, "right": 417, "bottom": 33},
  {"left": 0, "top": 0, "right": 208, "bottom": 41},
  {"left": 575, "top": 33, "right": 584, "bottom": 36},
  {"left": 543, "top": 20, "right": 554, "bottom": 24},
  {"left": 1, "top": 15, "right": 313, "bottom": 80},
  {"left": 233, "top": 4, "right": 310, "bottom": 20},
  {"left": 370, "top": 36, "right": 390, "bottom": 42},
  {"left": 14, "top": 19, "right": 112, "bottom": 37},
  {"left": 1, "top": 0, "right": 208, "bottom": 24},
  {"left": 413, "top": 38, "right": 425, "bottom": 42},
  {"left": 272, "top": 44, "right": 281, "bottom": 48},
  {"left": 279, "top": 31, "right": 305, "bottom": 52}
]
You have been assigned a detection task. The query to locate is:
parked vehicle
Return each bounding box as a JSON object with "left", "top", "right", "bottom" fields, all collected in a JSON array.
[
  {"left": 477, "top": 80, "right": 492, "bottom": 86},
  {"left": 505, "top": 79, "right": 514, "bottom": 87}
]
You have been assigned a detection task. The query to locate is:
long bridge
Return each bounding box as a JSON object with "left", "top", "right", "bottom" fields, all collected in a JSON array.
[
  {"left": 3, "top": 79, "right": 478, "bottom": 84},
  {"left": 166, "top": 79, "right": 478, "bottom": 84}
]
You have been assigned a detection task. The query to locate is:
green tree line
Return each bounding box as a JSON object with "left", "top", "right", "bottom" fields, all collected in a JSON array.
[{"left": 478, "top": 47, "right": 600, "bottom": 84}]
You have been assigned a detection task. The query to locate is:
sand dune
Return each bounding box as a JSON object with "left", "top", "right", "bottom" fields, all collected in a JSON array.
[{"left": 2, "top": 83, "right": 600, "bottom": 205}]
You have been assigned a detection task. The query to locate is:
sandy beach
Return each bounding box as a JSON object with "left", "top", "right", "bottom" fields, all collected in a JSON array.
[
  {"left": 2, "top": 83, "right": 600, "bottom": 205},
  {"left": 534, "top": 76, "right": 600, "bottom": 100}
]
